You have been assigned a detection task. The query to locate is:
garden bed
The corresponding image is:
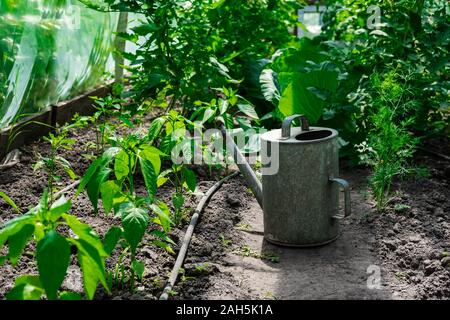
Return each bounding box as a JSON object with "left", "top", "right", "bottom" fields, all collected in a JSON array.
[{"left": 0, "top": 115, "right": 449, "bottom": 299}]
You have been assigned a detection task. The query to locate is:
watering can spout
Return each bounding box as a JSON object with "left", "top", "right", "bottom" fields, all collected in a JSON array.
[{"left": 219, "top": 125, "right": 263, "bottom": 208}]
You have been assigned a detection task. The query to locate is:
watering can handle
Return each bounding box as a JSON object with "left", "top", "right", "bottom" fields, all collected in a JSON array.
[
  {"left": 280, "top": 114, "right": 310, "bottom": 139},
  {"left": 330, "top": 177, "right": 351, "bottom": 219}
]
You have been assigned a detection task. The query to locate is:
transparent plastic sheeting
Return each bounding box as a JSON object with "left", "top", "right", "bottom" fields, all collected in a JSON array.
[{"left": 0, "top": 1, "right": 118, "bottom": 129}]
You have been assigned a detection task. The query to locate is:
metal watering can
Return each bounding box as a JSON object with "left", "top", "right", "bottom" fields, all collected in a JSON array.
[{"left": 221, "top": 114, "right": 351, "bottom": 247}]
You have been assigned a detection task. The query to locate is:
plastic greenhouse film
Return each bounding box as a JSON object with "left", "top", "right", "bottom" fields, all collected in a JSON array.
[{"left": 0, "top": 0, "right": 118, "bottom": 129}]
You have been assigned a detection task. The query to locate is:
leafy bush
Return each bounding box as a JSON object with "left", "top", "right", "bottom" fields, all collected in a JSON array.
[
  {"left": 320, "top": 0, "right": 449, "bottom": 144},
  {"left": 79, "top": 0, "right": 302, "bottom": 116}
]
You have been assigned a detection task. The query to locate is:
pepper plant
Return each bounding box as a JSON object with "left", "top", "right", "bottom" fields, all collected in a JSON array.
[
  {"left": 0, "top": 190, "right": 109, "bottom": 300},
  {"left": 33, "top": 127, "right": 77, "bottom": 205},
  {"left": 77, "top": 132, "right": 174, "bottom": 288}
]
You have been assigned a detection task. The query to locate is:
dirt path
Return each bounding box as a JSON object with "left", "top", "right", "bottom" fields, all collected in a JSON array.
[{"left": 176, "top": 171, "right": 391, "bottom": 300}]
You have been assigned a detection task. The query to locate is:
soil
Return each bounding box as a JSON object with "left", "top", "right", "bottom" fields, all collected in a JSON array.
[{"left": 0, "top": 114, "right": 449, "bottom": 300}]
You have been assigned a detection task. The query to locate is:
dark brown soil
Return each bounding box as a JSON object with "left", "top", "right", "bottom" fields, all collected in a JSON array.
[
  {"left": 1, "top": 116, "right": 449, "bottom": 300},
  {"left": 371, "top": 142, "right": 450, "bottom": 299}
]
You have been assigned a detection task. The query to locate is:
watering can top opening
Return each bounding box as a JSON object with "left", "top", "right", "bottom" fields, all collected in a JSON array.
[{"left": 260, "top": 114, "right": 338, "bottom": 144}]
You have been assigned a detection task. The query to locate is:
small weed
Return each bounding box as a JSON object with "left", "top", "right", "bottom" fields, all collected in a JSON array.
[
  {"left": 259, "top": 291, "right": 279, "bottom": 300},
  {"left": 235, "top": 223, "right": 251, "bottom": 231},
  {"left": 233, "top": 245, "right": 280, "bottom": 263},
  {"left": 395, "top": 271, "right": 409, "bottom": 281},
  {"left": 168, "top": 290, "right": 178, "bottom": 297},
  {"left": 195, "top": 263, "right": 210, "bottom": 273},
  {"left": 152, "top": 277, "right": 164, "bottom": 289},
  {"left": 219, "top": 234, "right": 232, "bottom": 247},
  {"left": 394, "top": 203, "right": 411, "bottom": 212}
]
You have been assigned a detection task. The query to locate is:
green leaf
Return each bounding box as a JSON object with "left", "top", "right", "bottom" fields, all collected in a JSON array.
[
  {"left": 260, "top": 69, "right": 280, "bottom": 104},
  {"left": 120, "top": 202, "right": 149, "bottom": 253},
  {"left": 0, "top": 214, "right": 36, "bottom": 248},
  {"left": 100, "top": 181, "right": 121, "bottom": 214},
  {"left": 6, "top": 276, "right": 44, "bottom": 300},
  {"left": 182, "top": 167, "right": 197, "bottom": 192},
  {"left": 148, "top": 117, "right": 166, "bottom": 142},
  {"left": 76, "top": 147, "right": 119, "bottom": 196},
  {"left": 218, "top": 99, "right": 229, "bottom": 115},
  {"left": 150, "top": 202, "right": 172, "bottom": 234},
  {"left": 237, "top": 103, "right": 259, "bottom": 119},
  {"left": 59, "top": 291, "right": 82, "bottom": 300},
  {"left": 62, "top": 214, "right": 107, "bottom": 258},
  {"left": 202, "top": 108, "right": 216, "bottom": 124},
  {"left": 139, "top": 145, "right": 163, "bottom": 174},
  {"left": 8, "top": 224, "right": 34, "bottom": 266},
  {"left": 71, "top": 238, "right": 109, "bottom": 300},
  {"left": 36, "top": 231, "right": 70, "bottom": 300},
  {"left": 132, "top": 23, "right": 160, "bottom": 35},
  {"left": 0, "top": 191, "right": 21, "bottom": 213},
  {"left": 172, "top": 194, "right": 185, "bottom": 211},
  {"left": 150, "top": 230, "right": 175, "bottom": 245},
  {"left": 132, "top": 260, "right": 145, "bottom": 280},
  {"left": 151, "top": 240, "right": 175, "bottom": 254},
  {"left": 76, "top": 158, "right": 102, "bottom": 196},
  {"left": 87, "top": 167, "right": 112, "bottom": 214},
  {"left": 103, "top": 226, "right": 122, "bottom": 256},
  {"left": 278, "top": 70, "right": 338, "bottom": 124},
  {"left": 139, "top": 157, "right": 157, "bottom": 200},
  {"left": 114, "top": 149, "right": 130, "bottom": 181},
  {"left": 49, "top": 196, "right": 71, "bottom": 222}
]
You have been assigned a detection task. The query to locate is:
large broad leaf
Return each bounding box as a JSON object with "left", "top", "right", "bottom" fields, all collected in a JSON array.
[
  {"left": 8, "top": 224, "right": 34, "bottom": 266},
  {"left": 49, "top": 196, "right": 71, "bottom": 222},
  {"left": 6, "top": 276, "right": 44, "bottom": 300},
  {"left": 139, "top": 145, "right": 163, "bottom": 174},
  {"left": 278, "top": 70, "right": 338, "bottom": 124},
  {"left": 76, "top": 147, "right": 119, "bottom": 196},
  {"left": 114, "top": 149, "right": 130, "bottom": 181},
  {"left": 237, "top": 103, "right": 259, "bottom": 119},
  {"left": 150, "top": 202, "right": 172, "bottom": 234},
  {"left": 103, "top": 226, "right": 122, "bottom": 256},
  {"left": 36, "top": 231, "right": 70, "bottom": 300},
  {"left": 87, "top": 167, "right": 112, "bottom": 214},
  {"left": 131, "top": 260, "right": 145, "bottom": 280},
  {"left": 202, "top": 108, "right": 216, "bottom": 124},
  {"left": 272, "top": 38, "right": 326, "bottom": 73},
  {"left": 0, "top": 214, "right": 36, "bottom": 248},
  {"left": 148, "top": 117, "right": 166, "bottom": 142},
  {"left": 100, "top": 181, "right": 121, "bottom": 214},
  {"left": 139, "top": 157, "right": 157, "bottom": 200},
  {"left": 120, "top": 202, "right": 149, "bottom": 253},
  {"left": 62, "top": 214, "right": 107, "bottom": 258},
  {"left": 182, "top": 167, "right": 197, "bottom": 192},
  {"left": 260, "top": 69, "right": 280, "bottom": 104},
  {"left": 70, "top": 238, "right": 109, "bottom": 300}
]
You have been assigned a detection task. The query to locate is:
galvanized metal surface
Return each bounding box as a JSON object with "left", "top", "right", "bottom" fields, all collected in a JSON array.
[
  {"left": 222, "top": 113, "right": 351, "bottom": 247},
  {"left": 260, "top": 125, "right": 348, "bottom": 247}
]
